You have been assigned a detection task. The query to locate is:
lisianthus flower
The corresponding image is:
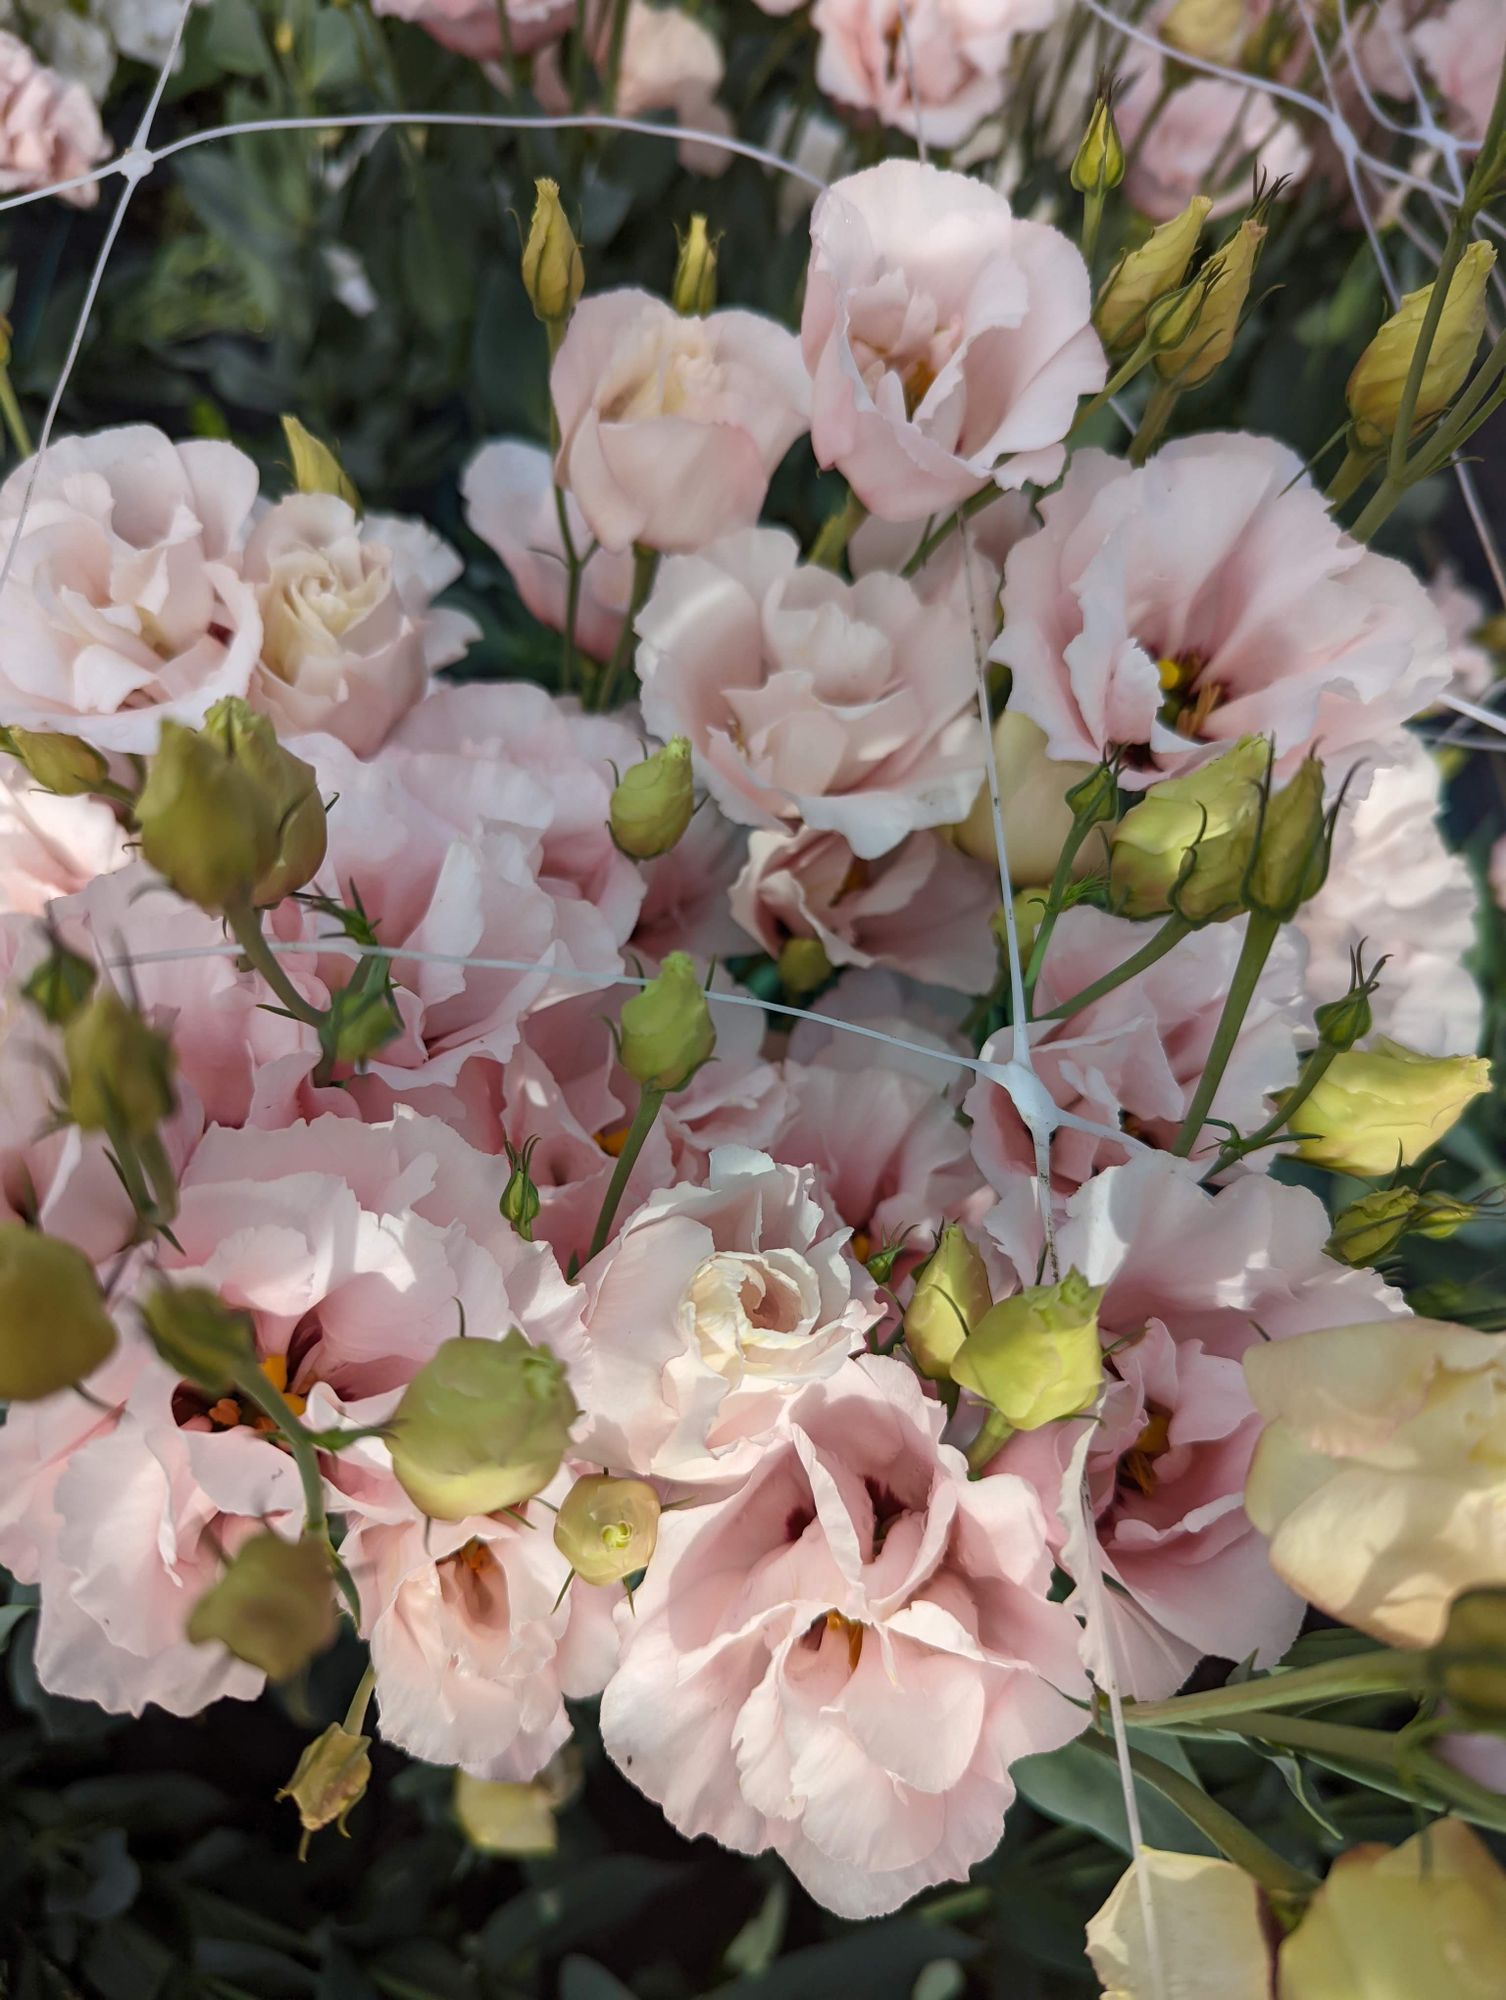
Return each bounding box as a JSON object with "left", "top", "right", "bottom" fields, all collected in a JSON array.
[{"left": 0, "top": 30, "right": 109, "bottom": 207}]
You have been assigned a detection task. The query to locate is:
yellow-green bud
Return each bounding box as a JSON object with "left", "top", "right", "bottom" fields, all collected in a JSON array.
[
  {"left": 1411, "top": 1191, "right": 1477, "bottom": 1240},
  {"left": 672, "top": 214, "right": 718, "bottom": 316},
  {"left": 1244, "top": 754, "right": 1329, "bottom": 921},
  {"left": 1347, "top": 241, "right": 1496, "bottom": 449},
  {"left": 186, "top": 1532, "right": 337, "bottom": 1681},
  {"left": 0, "top": 726, "right": 110, "bottom": 798},
  {"left": 609, "top": 736, "right": 694, "bottom": 858},
  {"left": 0, "top": 1224, "right": 117, "bottom": 1401},
  {"left": 454, "top": 1760, "right": 580, "bottom": 1856},
  {"left": 1287, "top": 1040, "right": 1492, "bottom": 1177},
  {"left": 324, "top": 981, "right": 401, "bottom": 1068},
  {"left": 1109, "top": 736, "right": 1270, "bottom": 922},
  {"left": 1428, "top": 1587, "right": 1506, "bottom": 1725},
  {"left": 778, "top": 935, "right": 833, "bottom": 999},
  {"left": 1096, "top": 197, "right": 1213, "bottom": 352},
  {"left": 63, "top": 987, "right": 176, "bottom": 1141},
  {"left": 1324, "top": 1186, "right": 1420, "bottom": 1267},
  {"left": 1154, "top": 217, "right": 1265, "bottom": 387},
  {"left": 619, "top": 952, "right": 715, "bottom": 1092},
  {"left": 500, "top": 1136, "right": 542, "bottom": 1242},
  {"left": 904, "top": 1223, "right": 993, "bottom": 1382},
  {"left": 135, "top": 720, "right": 279, "bottom": 914},
  {"left": 951, "top": 1270, "right": 1104, "bottom": 1430},
  {"left": 278, "top": 1723, "right": 372, "bottom": 1858},
  {"left": 1162, "top": 0, "right": 1248, "bottom": 63},
  {"left": 22, "top": 938, "right": 95, "bottom": 1025},
  {"left": 1071, "top": 95, "right": 1126, "bottom": 197},
  {"left": 522, "top": 178, "right": 583, "bottom": 326},
  {"left": 200, "top": 697, "right": 327, "bottom": 907},
  {"left": 388, "top": 1330, "right": 578, "bottom": 1522},
  {"left": 1315, "top": 984, "right": 1374, "bottom": 1054},
  {"left": 140, "top": 1282, "right": 256, "bottom": 1394},
  {"left": 280, "top": 415, "right": 361, "bottom": 513},
  {"left": 553, "top": 1473, "right": 660, "bottom": 1585}
]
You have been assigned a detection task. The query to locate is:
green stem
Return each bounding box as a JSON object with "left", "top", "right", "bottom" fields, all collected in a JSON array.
[
  {"left": 596, "top": 546, "right": 657, "bottom": 711},
  {"left": 586, "top": 1084, "right": 664, "bottom": 1261},
  {"left": 1035, "top": 913, "right": 1194, "bottom": 1022},
  {"left": 1023, "top": 816, "right": 1097, "bottom": 1012},
  {"left": 965, "top": 1408, "right": 1012, "bottom": 1476},
  {"left": 809, "top": 489, "right": 867, "bottom": 571},
  {"left": 1068, "top": 337, "right": 1157, "bottom": 442},
  {"left": 1388, "top": 222, "right": 1468, "bottom": 483},
  {"left": 233, "top": 1365, "right": 360, "bottom": 1622},
  {"left": 900, "top": 486, "right": 996, "bottom": 578},
  {"left": 1171, "top": 912, "right": 1280, "bottom": 1157},
  {"left": 226, "top": 903, "right": 326, "bottom": 1029},
  {"left": 1208, "top": 1041, "right": 1338, "bottom": 1176},
  {"left": 1325, "top": 444, "right": 1378, "bottom": 511},
  {"left": 1129, "top": 379, "right": 1179, "bottom": 465},
  {"left": 1348, "top": 472, "right": 1405, "bottom": 543},
  {"left": 1122, "top": 1649, "right": 1430, "bottom": 1731},
  {"left": 0, "top": 366, "right": 31, "bottom": 460}
]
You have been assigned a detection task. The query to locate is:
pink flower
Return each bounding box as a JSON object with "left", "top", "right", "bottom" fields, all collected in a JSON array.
[
  {"left": 636, "top": 526, "right": 985, "bottom": 858},
  {"left": 599, "top": 1355, "right": 1087, "bottom": 1917},
  {"left": 1427, "top": 561, "right": 1495, "bottom": 702},
  {"left": 463, "top": 439, "right": 635, "bottom": 663},
  {"left": 812, "top": 0, "right": 1057, "bottom": 150},
  {"left": 0, "top": 31, "right": 109, "bottom": 207},
  {"left": 982, "top": 1156, "right": 1404, "bottom": 1697},
  {"left": 0, "top": 427, "right": 264, "bottom": 753},
  {"left": 731, "top": 826, "right": 999, "bottom": 991},
  {"left": 998, "top": 434, "right": 1449, "bottom": 787},
  {"left": 551, "top": 291, "right": 810, "bottom": 553},
  {"left": 1304, "top": 734, "right": 1481, "bottom": 1056},
  {"left": 533, "top": 4, "right": 736, "bottom": 174},
  {"left": 1413, "top": 0, "right": 1506, "bottom": 144},
  {"left": 370, "top": 0, "right": 571, "bottom": 60},
  {"left": 801, "top": 161, "right": 1105, "bottom": 518},
  {"left": 631, "top": 793, "right": 751, "bottom": 962},
  {"left": 574, "top": 1145, "right": 881, "bottom": 1484},
  {"left": 241, "top": 494, "right": 477, "bottom": 755},
  {"left": 0, "top": 767, "right": 126, "bottom": 914},
  {"left": 849, "top": 485, "right": 1036, "bottom": 614},
  {"left": 965, "top": 908, "right": 1305, "bottom": 1195},
  {"left": 1116, "top": 49, "right": 1311, "bottom": 220}
]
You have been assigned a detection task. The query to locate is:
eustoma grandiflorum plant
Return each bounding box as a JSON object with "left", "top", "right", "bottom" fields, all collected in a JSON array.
[{"left": 0, "top": 17, "right": 1505, "bottom": 1973}]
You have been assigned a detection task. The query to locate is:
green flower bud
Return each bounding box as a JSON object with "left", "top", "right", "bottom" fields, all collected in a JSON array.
[
  {"left": 1428, "top": 1587, "right": 1506, "bottom": 1725},
  {"left": 1324, "top": 1186, "right": 1420, "bottom": 1267},
  {"left": 21, "top": 938, "right": 96, "bottom": 1025},
  {"left": 1066, "top": 760, "right": 1121, "bottom": 830},
  {"left": 522, "top": 178, "right": 583, "bottom": 326},
  {"left": 904, "top": 1223, "right": 993, "bottom": 1382},
  {"left": 619, "top": 952, "right": 715, "bottom": 1092},
  {"left": 1071, "top": 94, "right": 1126, "bottom": 197},
  {"left": 1109, "top": 737, "right": 1270, "bottom": 922},
  {"left": 1348, "top": 242, "right": 1496, "bottom": 449},
  {"left": 863, "top": 1237, "right": 906, "bottom": 1285},
  {"left": 1290, "top": 1041, "right": 1492, "bottom": 1178},
  {"left": 388, "top": 1330, "right": 578, "bottom": 1522},
  {"left": 951, "top": 1270, "right": 1104, "bottom": 1430},
  {"left": 135, "top": 719, "right": 279, "bottom": 914},
  {"left": 1154, "top": 218, "right": 1265, "bottom": 388},
  {"left": 187, "top": 1532, "right": 337, "bottom": 1682},
  {"left": 0, "top": 1223, "right": 117, "bottom": 1401},
  {"left": 1162, "top": 0, "right": 1247, "bottom": 62},
  {"left": 1315, "top": 985, "right": 1375, "bottom": 1054},
  {"left": 672, "top": 214, "right": 718, "bottom": 316},
  {"left": 553, "top": 1473, "right": 660, "bottom": 1586},
  {"left": 200, "top": 697, "right": 327, "bottom": 907},
  {"left": 1244, "top": 755, "right": 1329, "bottom": 921},
  {"left": 278, "top": 1723, "right": 372, "bottom": 1859},
  {"left": 140, "top": 1282, "right": 257, "bottom": 1394},
  {"left": 280, "top": 414, "right": 361, "bottom": 513},
  {"left": 1096, "top": 197, "right": 1212, "bottom": 352},
  {"left": 0, "top": 726, "right": 109, "bottom": 797},
  {"left": 778, "top": 935, "right": 833, "bottom": 1000},
  {"left": 324, "top": 981, "right": 401, "bottom": 1068},
  {"left": 609, "top": 737, "right": 694, "bottom": 858},
  {"left": 500, "top": 1137, "right": 541, "bottom": 1242},
  {"left": 1411, "top": 1192, "right": 1478, "bottom": 1240},
  {"left": 63, "top": 987, "right": 176, "bottom": 1141}
]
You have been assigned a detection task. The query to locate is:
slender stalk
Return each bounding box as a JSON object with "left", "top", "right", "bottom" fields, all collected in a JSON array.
[
  {"left": 965, "top": 1409, "right": 1012, "bottom": 1476},
  {"left": 0, "top": 367, "right": 32, "bottom": 460},
  {"left": 1068, "top": 337, "right": 1159, "bottom": 442},
  {"left": 1207, "top": 1041, "right": 1338, "bottom": 1176},
  {"left": 900, "top": 486, "right": 997, "bottom": 578},
  {"left": 1171, "top": 912, "right": 1280, "bottom": 1157},
  {"left": 1129, "top": 379, "right": 1179, "bottom": 465},
  {"left": 1122, "top": 1648, "right": 1430, "bottom": 1731},
  {"left": 226, "top": 904, "right": 327, "bottom": 1029},
  {"left": 1325, "top": 444, "right": 1377, "bottom": 511},
  {"left": 809, "top": 489, "right": 867, "bottom": 571},
  {"left": 553, "top": 481, "right": 583, "bottom": 693},
  {"left": 595, "top": 546, "right": 656, "bottom": 711},
  {"left": 1035, "top": 913, "right": 1194, "bottom": 1022},
  {"left": 587, "top": 1083, "right": 664, "bottom": 1261},
  {"left": 1023, "top": 818, "right": 1097, "bottom": 1011},
  {"left": 233, "top": 1365, "right": 360, "bottom": 1622},
  {"left": 1348, "top": 472, "right": 1405, "bottom": 543}
]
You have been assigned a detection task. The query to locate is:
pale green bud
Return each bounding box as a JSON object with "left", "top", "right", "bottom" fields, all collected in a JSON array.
[
  {"left": 135, "top": 719, "right": 279, "bottom": 914},
  {"left": 187, "top": 1532, "right": 337, "bottom": 1682},
  {"left": 0, "top": 726, "right": 109, "bottom": 797},
  {"left": 1071, "top": 96, "right": 1126, "bottom": 197},
  {"left": 388, "top": 1330, "right": 578, "bottom": 1522},
  {"left": 522, "top": 178, "right": 583, "bottom": 326},
  {"left": 609, "top": 736, "right": 694, "bottom": 858},
  {"left": 778, "top": 935, "right": 833, "bottom": 999},
  {"left": 951, "top": 1270, "right": 1104, "bottom": 1430},
  {"left": 63, "top": 987, "right": 177, "bottom": 1141},
  {"left": 1428, "top": 1587, "right": 1506, "bottom": 1726},
  {"left": 904, "top": 1224, "right": 993, "bottom": 1382},
  {"left": 619, "top": 952, "right": 715, "bottom": 1092},
  {"left": 140, "top": 1282, "right": 257, "bottom": 1394},
  {"left": 1290, "top": 1041, "right": 1492, "bottom": 1177},
  {"left": 1096, "top": 197, "right": 1212, "bottom": 352},
  {"left": 21, "top": 938, "right": 95, "bottom": 1025},
  {"left": 324, "top": 982, "right": 401, "bottom": 1068},
  {"left": 280, "top": 415, "right": 361, "bottom": 513},
  {"left": 200, "top": 697, "right": 327, "bottom": 907},
  {"left": 1154, "top": 218, "right": 1265, "bottom": 387},
  {"left": 1348, "top": 242, "right": 1496, "bottom": 449},
  {"left": 1324, "top": 1186, "right": 1420, "bottom": 1267},
  {"left": 500, "top": 1137, "right": 541, "bottom": 1242},
  {"left": 278, "top": 1724, "right": 372, "bottom": 1858},
  {"left": 0, "top": 1223, "right": 117, "bottom": 1401},
  {"left": 1244, "top": 754, "right": 1329, "bottom": 921},
  {"left": 1109, "top": 737, "right": 1270, "bottom": 921},
  {"left": 553, "top": 1473, "right": 660, "bottom": 1585}
]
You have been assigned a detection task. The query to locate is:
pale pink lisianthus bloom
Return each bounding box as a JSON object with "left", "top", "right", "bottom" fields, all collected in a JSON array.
[
  {"left": 463, "top": 439, "right": 635, "bottom": 663},
  {"left": 1304, "top": 734, "right": 1481, "bottom": 1057},
  {"left": 0, "top": 427, "right": 264, "bottom": 754},
  {"left": 848, "top": 486, "right": 1036, "bottom": 616},
  {"left": 965, "top": 907, "right": 1305, "bottom": 1196},
  {"left": 631, "top": 793, "right": 750, "bottom": 962},
  {"left": 370, "top": 0, "right": 571, "bottom": 60},
  {"left": 551, "top": 291, "right": 810, "bottom": 554},
  {"left": 599, "top": 1354, "right": 1088, "bottom": 1917},
  {"left": 241, "top": 494, "right": 476, "bottom": 756},
  {"left": 1427, "top": 560, "right": 1495, "bottom": 703},
  {"left": 0, "top": 30, "right": 109, "bottom": 207},
  {"left": 982, "top": 1155, "right": 1406, "bottom": 1698},
  {"left": 1116, "top": 48, "right": 1311, "bottom": 221},
  {"left": 801, "top": 161, "right": 1105, "bottom": 518},
  {"left": 1413, "top": 0, "right": 1506, "bottom": 144},
  {"left": 0, "top": 766, "right": 126, "bottom": 914},
  {"left": 574, "top": 1144, "right": 881, "bottom": 1484},
  {"left": 998, "top": 434, "right": 1450, "bottom": 788},
  {"left": 812, "top": 0, "right": 1058, "bottom": 150},
  {"left": 533, "top": 3, "right": 735, "bottom": 175},
  {"left": 636, "top": 526, "right": 985, "bottom": 859},
  {"left": 731, "top": 825, "right": 998, "bottom": 992}
]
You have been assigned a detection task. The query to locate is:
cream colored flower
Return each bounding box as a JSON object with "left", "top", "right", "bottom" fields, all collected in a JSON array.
[
  {"left": 1289, "top": 1040, "right": 1491, "bottom": 1178},
  {"left": 1087, "top": 1848, "right": 1272, "bottom": 2000}
]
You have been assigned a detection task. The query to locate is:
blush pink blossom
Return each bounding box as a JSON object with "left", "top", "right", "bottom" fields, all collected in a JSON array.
[
  {"left": 599, "top": 1355, "right": 1088, "bottom": 1917},
  {"left": 631, "top": 792, "right": 751, "bottom": 962},
  {"left": 1116, "top": 47, "right": 1311, "bottom": 221},
  {"left": 1427, "top": 561, "right": 1495, "bottom": 702},
  {"left": 551, "top": 291, "right": 810, "bottom": 553},
  {"left": 997, "top": 434, "right": 1450, "bottom": 787},
  {"left": 982, "top": 1155, "right": 1405, "bottom": 1698},
  {"left": 0, "top": 30, "right": 109, "bottom": 207},
  {"left": 0, "top": 767, "right": 126, "bottom": 913},
  {"left": 370, "top": 0, "right": 571, "bottom": 60},
  {"left": 731, "top": 826, "right": 998, "bottom": 992},
  {"left": 801, "top": 160, "right": 1106, "bottom": 518},
  {"left": 535, "top": 3, "right": 736, "bottom": 174},
  {"left": 463, "top": 439, "right": 635, "bottom": 663},
  {"left": 1413, "top": 0, "right": 1506, "bottom": 144},
  {"left": 636, "top": 526, "right": 985, "bottom": 859}
]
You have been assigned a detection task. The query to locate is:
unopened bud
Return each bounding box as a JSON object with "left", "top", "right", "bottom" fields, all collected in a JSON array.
[
  {"left": 553, "top": 1473, "right": 660, "bottom": 1585},
  {"left": 950, "top": 1269, "right": 1104, "bottom": 1430},
  {"left": 1001, "top": 889, "right": 1051, "bottom": 965},
  {"left": 1066, "top": 761, "right": 1120, "bottom": 830},
  {"left": 1071, "top": 95, "right": 1125, "bottom": 197},
  {"left": 200, "top": 697, "right": 327, "bottom": 907},
  {"left": 1110, "top": 736, "right": 1270, "bottom": 921},
  {"left": 187, "top": 1531, "right": 337, "bottom": 1681},
  {"left": 1411, "top": 1191, "right": 1477, "bottom": 1240},
  {"left": 672, "top": 214, "right": 717, "bottom": 316},
  {"left": 1288, "top": 1040, "right": 1492, "bottom": 1177},
  {"left": 1315, "top": 984, "right": 1375, "bottom": 1054},
  {"left": 388, "top": 1330, "right": 578, "bottom": 1522},
  {"left": 455, "top": 1754, "right": 581, "bottom": 1856},
  {"left": 135, "top": 720, "right": 279, "bottom": 914},
  {"left": 778, "top": 935, "right": 833, "bottom": 999},
  {"left": 500, "top": 1137, "right": 541, "bottom": 1242},
  {"left": 904, "top": 1223, "right": 993, "bottom": 1382},
  {"left": 1154, "top": 217, "right": 1265, "bottom": 387},
  {"left": 324, "top": 981, "right": 401, "bottom": 1068},
  {"left": 618, "top": 952, "right": 715, "bottom": 1092},
  {"left": 522, "top": 178, "right": 583, "bottom": 326},
  {"left": 63, "top": 987, "right": 176, "bottom": 1140},
  {"left": 140, "top": 1282, "right": 256, "bottom": 1394},
  {"left": 1245, "top": 754, "right": 1329, "bottom": 921},
  {"left": 280, "top": 415, "right": 361, "bottom": 513},
  {"left": 1162, "top": 0, "right": 1248, "bottom": 63},
  {"left": 1347, "top": 241, "right": 1496, "bottom": 449},
  {"left": 0, "top": 1223, "right": 117, "bottom": 1401},
  {"left": 1096, "top": 196, "right": 1212, "bottom": 351},
  {"left": 1429, "top": 1587, "right": 1506, "bottom": 1724},
  {"left": 22, "top": 938, "right": 95, "bottom": 1025},
  {"left": 279, "top": 1723, "right": 372, "bottom": 1858},
  {"left": 1324, "top": 1186, "right": 1419, "bottom": 1267},
  {"left": 864, "top": 1237, "right": 906, "bottom": 1284},
  {"left": 0, "top": 726, "right": 109, "bottom": 798},
  {"left": 609, "top": 736, "right": 694, "bottom": 858}
]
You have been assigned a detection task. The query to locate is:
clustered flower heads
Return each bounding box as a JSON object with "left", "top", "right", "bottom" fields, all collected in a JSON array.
[{"left": 0, "top": 78, "right": 1502, "bottom": 1978}]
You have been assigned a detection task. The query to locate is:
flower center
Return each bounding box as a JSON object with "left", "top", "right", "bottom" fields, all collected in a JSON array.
[
  {"left": 822, "top": 1610, "right": 866, "bottom": 1671},
  {"left": 1118, "top": 1408, "right": 1173, "bottom": 1498},
  {"left": 184, "top": 1352, "right": 308, "bottom": 1433},
  {"left": 1156, "top": 652, "right": 1223, "bottom": 740}
]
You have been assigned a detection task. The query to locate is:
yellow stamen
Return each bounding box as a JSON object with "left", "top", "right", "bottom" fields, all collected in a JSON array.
[
  {"left": 1120, "top": 1409, "right": 1173, "bottom": 1498},
  {"left": 825, "top": 1610, "right": 865, "bottom": 1671},
  {"left": 595, "top": 1123, "right": 630, "bottom": 1158},
  {"left": 851, "top": 1230, "right": 872, "bottom": 1268}
]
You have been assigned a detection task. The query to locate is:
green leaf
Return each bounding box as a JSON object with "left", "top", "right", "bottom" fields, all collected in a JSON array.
[
  {"left": 1013, "top": 1731, "right": 1218, "bottom": 1857},
  {"left": 711, "top": 1918, "right": 979, "bottom": 1999}
]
